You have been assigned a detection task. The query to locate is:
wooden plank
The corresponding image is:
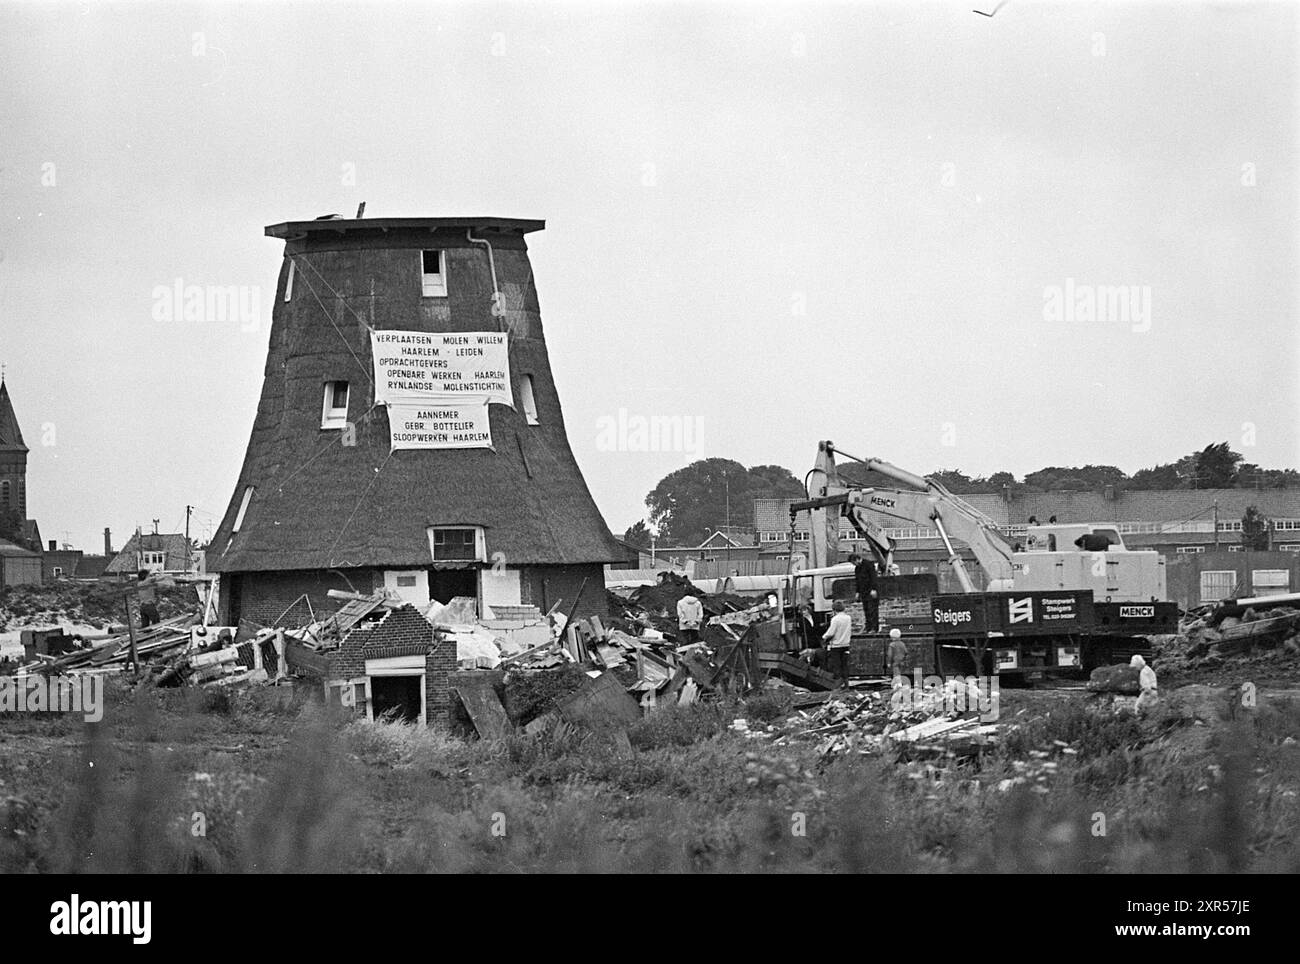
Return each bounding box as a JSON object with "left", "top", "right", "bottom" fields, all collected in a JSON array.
[
  {"left": 678, "top": 679, "right": 699, "bottom": 706},
  {"left": 284, "top": 638, "right": 330, "bottom": 676},
  {"left": 556, "top": 672, "right": 641, "bottom": 729},
  {"left": 890, "top": 716, "right": 978, "bottom": 743},
  {"left": 452, "top": 680, "right": 512, "bottom": 739}
]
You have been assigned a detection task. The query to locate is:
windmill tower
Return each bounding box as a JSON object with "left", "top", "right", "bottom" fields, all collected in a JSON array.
[{"left": 209, "top": 215, "right": 628, "bottom": 628}]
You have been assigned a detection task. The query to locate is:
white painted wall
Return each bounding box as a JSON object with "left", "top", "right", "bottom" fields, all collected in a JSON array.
[
  {"left": 481, "top": 567, "right": 522, "bottom": 613},
  {"left": 383, "top": 569, "right": 429, "bottom": 606}
]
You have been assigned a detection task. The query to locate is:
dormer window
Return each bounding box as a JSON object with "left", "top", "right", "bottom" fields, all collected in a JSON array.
[
  {"left": 322, "top": 381, "right": 349, "bottom": 429},
  {"left": 421, "top": 250, "right": 447, "bottom": 297},
  {"left": 427, "top": 526, "right": 485, "bottom": 562}
]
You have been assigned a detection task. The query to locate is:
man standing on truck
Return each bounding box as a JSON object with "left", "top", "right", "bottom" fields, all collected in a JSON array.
[
  {"left": 676, "top": 592, "right": 704, "bottom": 645},
  {"left": 822, "top": 600, "right": 853, "bottom": 682},
  {"left": 848, "top": 553, "right": 880, "bottom": 633}
]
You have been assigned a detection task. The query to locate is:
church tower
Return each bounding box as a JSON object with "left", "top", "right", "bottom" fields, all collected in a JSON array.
[
  {"left": 209, "top": 215, "right": 628, "bottom": 627},
  {"left": 0, "top": 378, "right": 28, "bottom": 521}
]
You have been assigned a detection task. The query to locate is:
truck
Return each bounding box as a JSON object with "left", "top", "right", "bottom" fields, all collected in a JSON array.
[{"left": 767, "top": 440, "right": 1177, "bottom": 680}]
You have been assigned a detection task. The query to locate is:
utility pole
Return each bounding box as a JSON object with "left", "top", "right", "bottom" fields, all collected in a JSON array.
[
  {"left": 1213, "top": 499, "right": 1219, "bottom": 550},
  {"left": 184, "top": 505, "right": 193, "bottom": 577}
]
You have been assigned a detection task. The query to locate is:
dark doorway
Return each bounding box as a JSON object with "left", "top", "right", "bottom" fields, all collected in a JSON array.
[
  {"left": 429, "top": 568, "right": 477, "bottom": 605},
  {"left": 370, "top": 675, "right": 422, "bottom": 723}
]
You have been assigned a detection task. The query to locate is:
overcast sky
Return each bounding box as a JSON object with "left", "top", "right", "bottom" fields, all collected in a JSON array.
[{"left": 1, "top": 0, "right": 1295, "bottom": 551}]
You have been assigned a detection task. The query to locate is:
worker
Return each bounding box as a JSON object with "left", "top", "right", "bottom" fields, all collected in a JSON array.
[
  {"left": 676, "top": 592, "right": 704, "bottom": 645},
  {"left": 848, "top": 552, "right": 880, "bottom": 633},
  {"left": 887, "top": 628, "right": 908, "bottom": 681},
  {"left": 136, "top": 569, "right": 160, "bottom": 628},
  {"left": 1074, "top": 531, "right": 1115, "bottom": 552},
  {"left": 822, "top": 600, "right": 853, "bottom": 681},
  {"left": 1132, "top": 654, "right": 1159, "bottom": 715}
]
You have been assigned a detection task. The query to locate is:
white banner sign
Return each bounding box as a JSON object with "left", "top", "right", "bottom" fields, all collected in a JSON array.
[
  {"left": 387, "top": 402, "right": 494, "bottom": 450},
  {"left": 371, "top": 330, "right": 511, "bottom": 406}
]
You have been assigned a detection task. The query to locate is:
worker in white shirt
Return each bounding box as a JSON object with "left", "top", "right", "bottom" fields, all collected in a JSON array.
[
  {"left": 676, "top": 593, "right": 704, "bottom": 645},
  {"left": 821, "top": 600, "right": 853, "bottom": 682},
  {"left": 1132, "top": 654, "right": 1159, "bottom": 715}
]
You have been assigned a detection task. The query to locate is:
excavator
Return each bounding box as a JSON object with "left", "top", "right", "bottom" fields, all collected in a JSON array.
[{"left": 773, "top": 441, "right": 1178, "bottom": 679}]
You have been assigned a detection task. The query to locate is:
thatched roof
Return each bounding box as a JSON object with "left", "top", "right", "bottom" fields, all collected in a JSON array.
[{"left": 210, "top": 218, "right": 628, "bottom": 573}]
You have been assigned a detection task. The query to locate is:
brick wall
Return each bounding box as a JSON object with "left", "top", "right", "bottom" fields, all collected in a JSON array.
[
  {"left": 225, "top": 568, "right": 382, "bottom": 628},
  {"left": 425, "top": 641, "right": 456, "bottom": 726},
  {"left": 325, "top": 604, "right": 456, "bottom": 726},
  {"left": 520, "top": 563, "right": 607, "bottom": 621}
]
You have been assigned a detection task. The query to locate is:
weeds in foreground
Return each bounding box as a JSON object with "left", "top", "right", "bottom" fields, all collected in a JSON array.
[{"left": 2, "top": 685, "right": 1297, "bottom": 873}]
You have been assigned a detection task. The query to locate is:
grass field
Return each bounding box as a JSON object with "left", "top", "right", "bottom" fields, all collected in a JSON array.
[{"left": 2, "top": 677, "right": 1297, "bottom": 873}]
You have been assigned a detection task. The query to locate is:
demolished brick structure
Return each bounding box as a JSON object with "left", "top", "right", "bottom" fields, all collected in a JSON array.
[{"left": 326, "top": 603, "right": 457, "bottom": 726}]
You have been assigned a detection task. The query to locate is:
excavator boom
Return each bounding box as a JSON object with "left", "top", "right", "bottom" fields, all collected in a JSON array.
[{"left": 802, "top": 440, "right": 1015, "bottom": 590}]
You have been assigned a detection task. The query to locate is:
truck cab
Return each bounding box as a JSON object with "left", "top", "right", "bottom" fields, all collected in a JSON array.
[{"left": 776, "top": 563, "right": 856, "bottom": 647}]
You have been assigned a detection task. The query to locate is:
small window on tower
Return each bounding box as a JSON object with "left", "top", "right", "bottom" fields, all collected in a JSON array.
[
  {"left": 520, "top": 374, "right": 539, "bottom": 425},
  {"left": 322, "top": 381, "right": 349, "bottom": 429},
  {"left": 421, "top": 250, "right": 447, "bottom": 297},
  {"left": 284, "top": 260, "right": 296, "bottom": 302},
  {"left": 428, "top": 526, "right": 485, "bottom": 562}
]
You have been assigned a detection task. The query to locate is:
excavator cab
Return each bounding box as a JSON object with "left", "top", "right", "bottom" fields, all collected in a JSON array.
[{"left": 1024, "top": 523, "right": 1124, "bottom": 553}]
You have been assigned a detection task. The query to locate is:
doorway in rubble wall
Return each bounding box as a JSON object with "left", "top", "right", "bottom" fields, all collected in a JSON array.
[
  {"left": 370, "top": 675, "right": 423, "bottom": 724},
  {"left": 429, "top": 568, "right": 477, "bottom": 605},
  {"left": 365, "top": 655, "right": 427, "bottom": 724}
]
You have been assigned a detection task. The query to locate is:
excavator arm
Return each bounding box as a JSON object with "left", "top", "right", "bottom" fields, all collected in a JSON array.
[
  {"left": 843, "top": 488, "right": 1014, "bottom": 591},
  {"left": 799, "top": 440, "right": 1015, "bottom": 592}
]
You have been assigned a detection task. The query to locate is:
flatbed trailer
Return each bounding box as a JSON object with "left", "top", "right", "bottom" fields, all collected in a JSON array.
[
  {"left": 925, "top": 589, "right": 1176, "bottom": 677},
  {"left": 773, "top": 568, "right": 1176, "bottom": 681}
]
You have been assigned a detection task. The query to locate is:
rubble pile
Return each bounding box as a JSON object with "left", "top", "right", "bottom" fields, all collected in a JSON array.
[
  {"left": 1, "top": 611, "right": 297, "bottom": 693},
  {"left": 1148, "top": 597, "right": 1300, "bottom": 678},
  {"left": 742, "top": 685, "right": 998, "bottom": 758},
  {"left": 502, "top": 610, "right": 730, "bottom": 711},
  {"left": 7, "top": 613, "right": 197, "bottom": 676},
  {"left": 605, "top": 571, "right": 751, "bottom": 644}
]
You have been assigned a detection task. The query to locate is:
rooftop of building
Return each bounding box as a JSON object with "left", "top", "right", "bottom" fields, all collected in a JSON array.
[
  {"left": 265, "top": 216, "right": 545, "bottom": 240},
  {"left": 105, "top": 532, "right": 196, "bottom": 573},
  {"left": 0, "top": 538, "right": 39, "bottom": 558},
  {"left": 754, "top": 487, "right": 1300, "bottom": 529},
  {"left": 0, "top": 380, "right": 27, "bottom": 453}
]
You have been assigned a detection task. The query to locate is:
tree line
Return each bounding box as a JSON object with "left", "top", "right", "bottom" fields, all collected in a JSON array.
[{"left": 624, "top": 443, "right": 1298, "bottom": 548}]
